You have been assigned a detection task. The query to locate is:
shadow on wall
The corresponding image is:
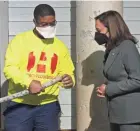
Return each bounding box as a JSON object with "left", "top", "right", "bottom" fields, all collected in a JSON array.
[
  {"left": 81, "top": 50, "right": 110, "bottom": 131},
  {"left": 70, "top": 1, "right": 76, "bottom": 130},
  {"left": 1, "top": 80, "right": 9, "bottom": 129},
  {"left": 1, "top": 80, "right": 8, "bottom": 106}
]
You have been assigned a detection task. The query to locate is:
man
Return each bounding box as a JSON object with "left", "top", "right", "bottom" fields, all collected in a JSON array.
[{"left": 3, "top": 4, "right": 75, "bottom": 131}]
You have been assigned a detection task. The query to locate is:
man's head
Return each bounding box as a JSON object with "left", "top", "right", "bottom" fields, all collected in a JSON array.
[{"left": 33, "top": 4, "right": 57, "bottom": 38}]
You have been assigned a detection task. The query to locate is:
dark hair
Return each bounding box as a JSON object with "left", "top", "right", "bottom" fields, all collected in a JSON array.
[
  {"left": 95, "top": 10, "right": 137, "bottom": 50},
  {"left": 34, "top": 4, "right": 55, "bottom": 23}
]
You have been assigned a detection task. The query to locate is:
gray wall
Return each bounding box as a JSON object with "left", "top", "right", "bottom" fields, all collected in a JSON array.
[
  {"left": 0, "top": 1, "right": 8, "bottom": 129},
  {"left": 123, "top": 1, "right": 140, "bottom": 48}
]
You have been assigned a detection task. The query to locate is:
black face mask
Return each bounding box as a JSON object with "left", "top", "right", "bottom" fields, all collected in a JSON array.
[{"left": 94, "top": 32, "right": 108, "bottom": 45}]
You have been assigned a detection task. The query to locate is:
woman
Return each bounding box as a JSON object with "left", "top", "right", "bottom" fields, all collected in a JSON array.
[{"left": 95, "top": 10, "right": 140, "bottom": 131}]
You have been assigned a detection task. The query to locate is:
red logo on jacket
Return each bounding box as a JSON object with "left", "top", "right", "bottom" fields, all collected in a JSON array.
[{"left": 27, "top": 52, "right": 58, "bottom": 74}]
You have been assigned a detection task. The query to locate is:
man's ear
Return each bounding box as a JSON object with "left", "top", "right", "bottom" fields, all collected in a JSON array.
[{"left": 33, "top": 19, "right": 36, "bottom": 26}]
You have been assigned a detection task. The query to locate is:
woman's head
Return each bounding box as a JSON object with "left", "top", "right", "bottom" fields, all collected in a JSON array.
[{"left": 94, "top": 10, "right": 136, "bottom": 50}]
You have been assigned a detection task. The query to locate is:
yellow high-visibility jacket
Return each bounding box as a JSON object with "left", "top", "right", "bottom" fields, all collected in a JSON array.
[{"left": 3, "top": 30, "right": 75, "bottom": 105}]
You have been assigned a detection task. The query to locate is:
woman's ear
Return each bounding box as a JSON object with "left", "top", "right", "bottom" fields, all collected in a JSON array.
[{"left": 105, "top": 28, "right": 110, "bottom": 37}]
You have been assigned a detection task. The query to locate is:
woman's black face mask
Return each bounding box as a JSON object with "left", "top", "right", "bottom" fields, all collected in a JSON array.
[{"left": 94, "top": 32, "right": 108, "bottom": 45}]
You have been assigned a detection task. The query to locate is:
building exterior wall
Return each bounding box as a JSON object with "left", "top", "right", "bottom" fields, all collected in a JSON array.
[{"left": 123, "top": 1, "right": 140, "bottom": 50}]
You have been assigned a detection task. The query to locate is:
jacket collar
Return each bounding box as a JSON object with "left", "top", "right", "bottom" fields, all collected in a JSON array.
[{"left": 104, "top": 46, "right": 120, "bottom": 74}]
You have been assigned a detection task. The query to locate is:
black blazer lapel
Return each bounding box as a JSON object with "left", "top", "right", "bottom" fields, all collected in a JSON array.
[{"left": 104, "top": 47, "right": 120, "bottom": 73}]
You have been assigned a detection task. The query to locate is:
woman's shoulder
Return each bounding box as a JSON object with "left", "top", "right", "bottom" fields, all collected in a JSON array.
[
  {"left": 120, "top": 39, "right": 135, "bottom": 47},
  {"left": 119, "top": 40, "right": 138, "bottom": 54}
]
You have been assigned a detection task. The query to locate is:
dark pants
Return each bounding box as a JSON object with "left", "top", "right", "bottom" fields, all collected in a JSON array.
[
  {"left": 111, "top": 123, "right": 140, "bottom": 131},
  {"left": 3, "top": 101, "right": 61, "bottom": 131}
]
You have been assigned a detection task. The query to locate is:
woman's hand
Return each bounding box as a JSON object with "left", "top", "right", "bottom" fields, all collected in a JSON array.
[{"left": 96, "top": 84, "right": 106, "bottom": 97}]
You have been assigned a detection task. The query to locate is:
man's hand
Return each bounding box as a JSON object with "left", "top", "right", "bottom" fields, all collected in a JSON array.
[
  {"left": 29, "top": 80, "right": 42, "bottom": 94},
  {"left": 96, "top": 84, "right": 106, "bottom": 97},
  {"left": 62, "top": 74, "right": 73, "bottom": 87}
]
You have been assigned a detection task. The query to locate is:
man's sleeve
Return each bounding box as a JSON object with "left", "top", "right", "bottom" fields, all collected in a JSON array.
[
  {"left": 3, "top": 35, "right": 32, "bottom": 88},
  {"left": 58, "top": 45, "right": 75, "bottom": 87}
]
